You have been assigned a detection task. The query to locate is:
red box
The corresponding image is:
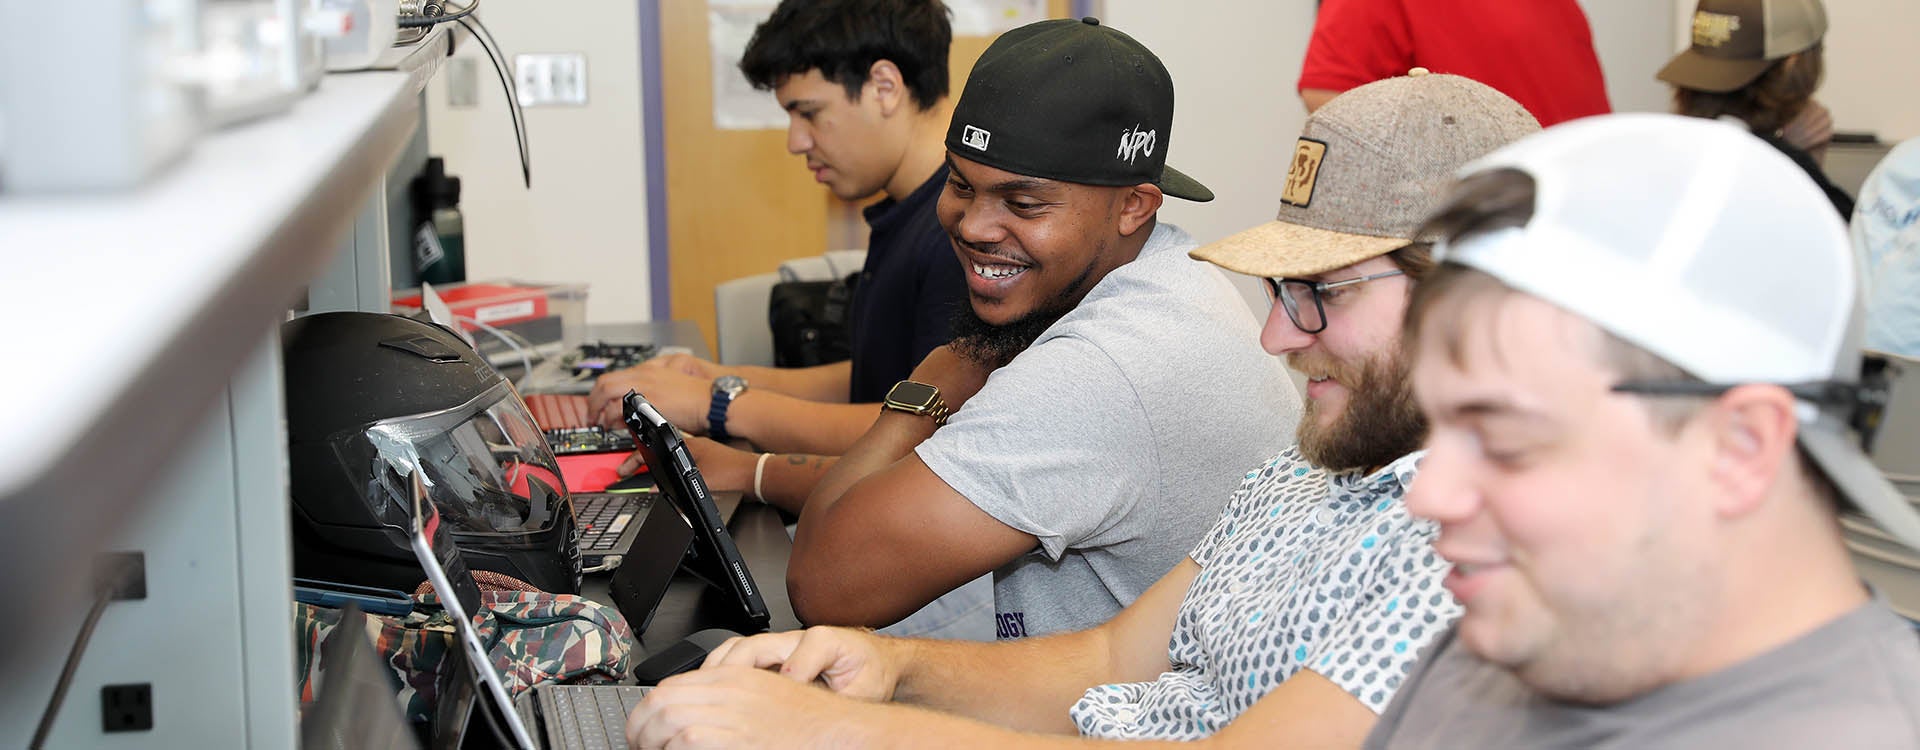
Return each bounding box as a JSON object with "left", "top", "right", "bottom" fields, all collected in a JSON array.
[{"left": 393, "top": 282, "right": 551, "bottom": 330}]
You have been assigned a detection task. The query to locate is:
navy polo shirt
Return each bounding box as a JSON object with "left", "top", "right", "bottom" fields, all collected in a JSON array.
[{"left": 847, "top": 164, "right": 968, "bottom": 402}]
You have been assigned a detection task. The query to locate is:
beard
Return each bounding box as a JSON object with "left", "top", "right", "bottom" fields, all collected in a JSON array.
[
  {"left": 1289, "top": 348, "right": 1427, "bottom": 472},
  {"left": 947, "top": 241, "right": 1100, "bottom": 369},
  {"left": 949, "top": 297, "right": 1074, "bottom": 368}
]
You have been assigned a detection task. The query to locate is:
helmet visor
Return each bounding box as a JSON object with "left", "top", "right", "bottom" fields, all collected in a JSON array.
[{"left": 341, "top": 381, "right": 567, "bottom": 536}]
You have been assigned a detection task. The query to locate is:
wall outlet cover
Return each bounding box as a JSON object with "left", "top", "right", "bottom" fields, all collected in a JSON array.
[{"left": 513, "top": 53, "right": 588, "bottom": 107}]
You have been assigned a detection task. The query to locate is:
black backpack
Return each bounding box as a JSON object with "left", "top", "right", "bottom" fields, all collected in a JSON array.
[{"left": 766, "top": 271, "right": 858, "bottom": 367}]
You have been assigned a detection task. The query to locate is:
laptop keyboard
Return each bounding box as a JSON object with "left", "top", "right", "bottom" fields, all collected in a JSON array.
[
  {"left": 575, "top": 493, "right": 651, "bottom": 553},
  {"left": 542, "top": 684, "right": 651, "bottom": 750}
]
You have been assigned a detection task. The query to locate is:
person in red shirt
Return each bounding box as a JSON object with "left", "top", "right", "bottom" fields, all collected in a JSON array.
[{"left": 1297, "top": 0, "right": 1611, "bottom": 127}]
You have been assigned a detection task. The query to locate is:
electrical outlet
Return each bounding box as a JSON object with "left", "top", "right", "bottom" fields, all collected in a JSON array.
[
  {"left": 101, "top": 683, "right": 153, "bottom": 733},
  {"left": 513, "top": 53, "right": 588, "bottom": 107}
]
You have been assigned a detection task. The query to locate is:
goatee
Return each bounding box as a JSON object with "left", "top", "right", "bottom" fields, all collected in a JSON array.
[
  {"left": 949, "top": 300, "right": 1071, "bottom": 368},
  {"left": 948, "top": 247, "right": 1097, "bottom": 369}
]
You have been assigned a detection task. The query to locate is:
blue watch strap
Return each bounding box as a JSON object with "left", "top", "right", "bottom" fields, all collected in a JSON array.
[{"left": 708, "top": 390, "right": 736, "bottom": 442}]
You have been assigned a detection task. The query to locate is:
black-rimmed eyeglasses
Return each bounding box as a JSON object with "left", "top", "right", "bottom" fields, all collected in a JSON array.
[
  {"left": 1611, "top": 353, "right": 1896, "bottom": 453},
  {"left": 1264, "top": 269, "right": 1407, "bottom": 334}
]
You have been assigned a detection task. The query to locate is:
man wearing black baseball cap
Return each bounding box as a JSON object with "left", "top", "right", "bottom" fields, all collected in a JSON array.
[
  {"left": 767, "top": 16, "right": 1296, "bottom": 642},
  {"left": 624, "top": 16, "right": 1303, "bottom": 744},
  {"left": 622, "top": 45, "right": 1540, "bottom": 750}
]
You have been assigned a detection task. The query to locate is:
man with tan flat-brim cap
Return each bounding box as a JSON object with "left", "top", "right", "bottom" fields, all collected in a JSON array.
[
  {"left": 1192, "top": 69, "right": 1536, "bottom": 476},
  {"left": 1193, "top": 70, "right": 1537, "bottom": 281}
]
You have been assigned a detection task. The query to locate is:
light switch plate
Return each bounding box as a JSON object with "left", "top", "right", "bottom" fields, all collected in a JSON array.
[{"left": 513, "top": 53, "right": 588, "bottom": 107}]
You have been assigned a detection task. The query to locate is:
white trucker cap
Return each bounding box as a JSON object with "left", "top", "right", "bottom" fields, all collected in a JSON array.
[{"left": 1436, "top": 113, "right": 1920, "bottom": 550}]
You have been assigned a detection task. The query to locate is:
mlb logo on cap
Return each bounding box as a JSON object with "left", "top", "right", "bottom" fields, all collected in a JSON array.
[{"left": 961, "top": 125, "right": 991, "bottom": 152}]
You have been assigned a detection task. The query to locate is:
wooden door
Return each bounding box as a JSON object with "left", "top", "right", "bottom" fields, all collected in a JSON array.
[{"left": 658, "top": 2, "right": 1071, "bottom": 352}]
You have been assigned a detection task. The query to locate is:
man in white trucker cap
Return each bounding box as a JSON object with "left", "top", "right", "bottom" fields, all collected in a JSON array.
[{"left": 1366, "top": 113, "right": 1920, "bottom": 747}]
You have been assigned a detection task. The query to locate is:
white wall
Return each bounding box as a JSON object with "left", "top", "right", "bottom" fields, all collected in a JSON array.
[
  {"left": 1101, "top": 1, "right": 1315, "bottom": 251},
  {"left": 1100, "top": 1, "right": 1317, "bottom": 314},
  {"left": 1578, "top": 0, "right": 1675, "bottom": 114},
  {"left": 1823, "top": 0, "right": 1920, "bottom": 142},
  {"left": 425, "top": 2, "right": 653, "bottom": 324}
]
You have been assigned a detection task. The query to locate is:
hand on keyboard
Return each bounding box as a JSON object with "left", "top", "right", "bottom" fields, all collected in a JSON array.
[
  {"left": 585, "top": 353, "right": 725, "bottom": 431},
  {"left": 700, "top": 627, "right": 898, "bottom": 702},
  {"left": 626, "top": 665, "right": 893, "bottom": 750}
]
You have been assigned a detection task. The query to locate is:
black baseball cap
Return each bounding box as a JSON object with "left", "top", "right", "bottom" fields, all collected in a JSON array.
[{"left": 945, "top": 17, "right": 1213, "bottom": 202}]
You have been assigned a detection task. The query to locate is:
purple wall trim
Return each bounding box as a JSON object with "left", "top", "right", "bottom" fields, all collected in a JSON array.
[{"left": 639, "top": 0, "right": 671, "bottom": 321}]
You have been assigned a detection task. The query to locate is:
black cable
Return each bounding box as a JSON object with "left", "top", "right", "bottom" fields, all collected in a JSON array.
[
  {"left": 466, "top": 15, "right": 521, "bottom": 111},
  {"left": 466, "top": 14, "right": 530, "bottom": 186},
  {"left": 455, "top": 15, "right": 532, "bottom": 188},
  {"left": 29, "top": 575, "right": 125, "bottom": 749},
  {"left": 400, "top": 0, "right": 480, "bottom": 28},
  {"left": 456, "top": 15, "right": 522, "bottom": 159}
]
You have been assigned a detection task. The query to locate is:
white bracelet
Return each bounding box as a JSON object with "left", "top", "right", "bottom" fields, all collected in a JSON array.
[{"left": 752, "top": 452, "right": 772, "bottom": 502}]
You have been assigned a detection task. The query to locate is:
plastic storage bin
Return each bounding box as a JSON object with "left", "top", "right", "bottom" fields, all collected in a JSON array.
[{"left": 392, "top": 281, "right": 587, "bottom": 364}]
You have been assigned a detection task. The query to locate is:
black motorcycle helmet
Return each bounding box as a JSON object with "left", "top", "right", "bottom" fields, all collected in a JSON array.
[{"left": 283, "top": 312, "right": 581, "bottom": 595}]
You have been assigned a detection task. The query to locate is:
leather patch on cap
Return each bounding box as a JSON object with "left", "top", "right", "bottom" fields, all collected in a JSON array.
[{"left": 1281, "top": 138, "right": 1328, "bottom": 208}]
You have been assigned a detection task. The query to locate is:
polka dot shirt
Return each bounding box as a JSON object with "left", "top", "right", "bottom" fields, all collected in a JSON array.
[{"left": 1070, "top": 448, "right": 1457, "bottom": 739}]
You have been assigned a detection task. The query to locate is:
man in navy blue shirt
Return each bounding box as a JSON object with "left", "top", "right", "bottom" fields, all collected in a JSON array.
[{"left": 588, "top": 0, "right": 966, "bottom": 512}]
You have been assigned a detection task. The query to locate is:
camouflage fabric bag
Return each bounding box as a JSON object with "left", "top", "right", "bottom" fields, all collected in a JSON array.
[{"left": 295, "top": 589, "right": 633, "bottom": 723}]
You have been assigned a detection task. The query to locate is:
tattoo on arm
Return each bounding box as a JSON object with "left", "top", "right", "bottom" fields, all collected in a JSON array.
[{"left": 779, "top": 454, "right": 833, "bottom": 476}]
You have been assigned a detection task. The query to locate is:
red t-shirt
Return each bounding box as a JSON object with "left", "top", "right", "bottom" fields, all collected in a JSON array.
[{"left": 1298, "top": 0, "right": 1611, "bottom": 127}]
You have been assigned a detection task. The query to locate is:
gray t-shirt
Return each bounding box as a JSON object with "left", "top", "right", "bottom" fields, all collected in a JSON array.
[
  {"left": 1365, "top": 601, "right": 1920, "bottom": 749},
  {"left": 917, "top": 223, "right": 1301, "bottom": 639}
]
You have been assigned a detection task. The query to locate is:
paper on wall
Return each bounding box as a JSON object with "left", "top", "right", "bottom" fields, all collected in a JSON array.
[
  {"left": 949, "top": 0, "right": 1047, "bottom": 36},
  {"left": 709, "top": 1, "right": 786, "bottom": 130}
]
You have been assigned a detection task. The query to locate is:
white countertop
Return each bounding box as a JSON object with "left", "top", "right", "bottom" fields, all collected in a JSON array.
[{"left": 0, "top": 27, "right": 453, "bottom": 498}]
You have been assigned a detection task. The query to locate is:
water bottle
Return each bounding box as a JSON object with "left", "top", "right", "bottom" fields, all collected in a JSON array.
[{"left": 412, "top": 157, "right": 466, "bottom": 285}]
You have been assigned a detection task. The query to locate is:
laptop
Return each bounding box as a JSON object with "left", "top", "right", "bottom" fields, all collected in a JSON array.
[
  {"left": 522, "top": 391, "right": 656, "bottom": 571},
  {"left": 407, "top": 471, "right": 657, "bottom": 750},
  {"left": 621, "top": 390, "right": 772, "bottom": 629}
]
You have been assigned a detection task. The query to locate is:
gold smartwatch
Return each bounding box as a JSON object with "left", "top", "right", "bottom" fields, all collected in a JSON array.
[{"left": 882, "top": 380, "right": 951, "bottom": 425}]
